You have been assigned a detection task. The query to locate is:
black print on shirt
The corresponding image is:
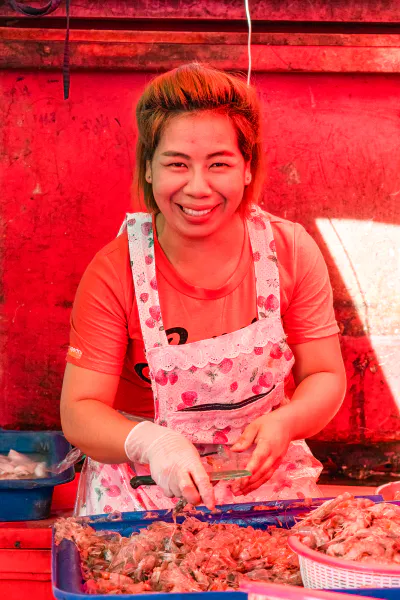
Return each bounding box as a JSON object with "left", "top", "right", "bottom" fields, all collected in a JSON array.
[
  {"left": 166, "top": 327, "right": 189, "bottom": 345},
  {"left": 134, "top": 363, "right": 151, "bottom": 384},
  {"left": 134, "top": 319, "right": 256, "bottom": 384},
  {"left": 135, "top": 326, "right": 188, "bottom": 383}
]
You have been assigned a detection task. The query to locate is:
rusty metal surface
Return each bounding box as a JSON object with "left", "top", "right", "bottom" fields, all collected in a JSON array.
[
  {"left": 2, "top": 28, "right": 400, "bottom": 72},
  {"left": 2, "top": 0, "right": 400, "bottom": 22}
]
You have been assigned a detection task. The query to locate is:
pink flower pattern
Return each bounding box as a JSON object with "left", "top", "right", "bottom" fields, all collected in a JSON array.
[{"left": 123, "top": 209, "right": 295, "bottom": 445}]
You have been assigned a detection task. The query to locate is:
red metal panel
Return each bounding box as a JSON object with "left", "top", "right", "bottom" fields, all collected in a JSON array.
[
  {"left": 1, "top": 0, "right": 400, "bottom": 22},
  {"left": 0, "top": 579, "right": 52, "bottom": 600},
  {"left": 0, "top": 71, "right": 140, "bottom": 428},
  {"left": 0, "top": 549, "right": 50, "bottom": 573},
  {"left": 0, "top": 529, "right": 52, "bottom": 549},
  {"left": 2, "top": 29, "right": 400, "bottom": 72}
]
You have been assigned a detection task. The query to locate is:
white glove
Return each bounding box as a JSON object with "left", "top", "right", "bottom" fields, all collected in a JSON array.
[{"left": 124, "top": 421, "right": 215, "bottom": 509}]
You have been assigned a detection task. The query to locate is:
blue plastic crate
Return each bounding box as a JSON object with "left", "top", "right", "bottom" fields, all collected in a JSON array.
[
  {"left": 52, "top": 496, "right": 394, "bottom": 600},
  {"left": 0, "top": 430, "right": 75, "bottom": 521}
]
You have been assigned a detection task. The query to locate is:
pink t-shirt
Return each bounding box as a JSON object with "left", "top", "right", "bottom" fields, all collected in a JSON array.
[{"left": 67, "top": 212, "right": 339, "bottom": 418}]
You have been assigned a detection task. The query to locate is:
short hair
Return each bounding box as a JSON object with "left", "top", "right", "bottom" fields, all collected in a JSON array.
[{"left": 134, "top": 62, "right": 264, "bottom": 214}]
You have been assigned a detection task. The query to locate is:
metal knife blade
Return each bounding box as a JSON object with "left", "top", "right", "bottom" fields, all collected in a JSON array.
[{"left": 130, "top": 469, "right": 251, "bottom": 489}]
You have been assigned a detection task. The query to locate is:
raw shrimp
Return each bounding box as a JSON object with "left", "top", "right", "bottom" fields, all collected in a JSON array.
[
  {"left": 55, "top": 516, "right": 299, "bottom": 594},
  {"left": 0, "top": 449, "right": 47, "bottom": 479},
  {"left": 294, "top": 495, "right": 400, "bottom": 567}
]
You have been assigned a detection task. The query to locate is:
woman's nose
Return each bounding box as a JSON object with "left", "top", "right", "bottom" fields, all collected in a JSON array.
[{"left": 183, "top": 169, "right": 212, "bottom": 197}]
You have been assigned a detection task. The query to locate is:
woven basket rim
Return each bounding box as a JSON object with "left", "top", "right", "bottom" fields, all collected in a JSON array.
[{"left": 288, "top": 535, "right": 400, "bottom": 577}]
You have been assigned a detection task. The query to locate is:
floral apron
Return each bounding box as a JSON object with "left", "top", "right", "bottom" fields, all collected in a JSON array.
[{"left": 75, "top": 206, "right": 322, "bottom": 516}]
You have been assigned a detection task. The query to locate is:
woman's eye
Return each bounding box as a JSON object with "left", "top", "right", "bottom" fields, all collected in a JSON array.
[
  {"left": 168, "top": 162, "right": 187, "bottom": 168},
  {"left": 211, "top": 162, "right": 230, "bottom": 168}
]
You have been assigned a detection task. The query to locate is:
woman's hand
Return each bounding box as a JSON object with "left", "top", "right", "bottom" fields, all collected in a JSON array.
[
  {"left": 230, "top": 411, "right": 292, "bottom": 496},
  {"left": 125, "top": 421, "right": 215, "bottom": 509}
]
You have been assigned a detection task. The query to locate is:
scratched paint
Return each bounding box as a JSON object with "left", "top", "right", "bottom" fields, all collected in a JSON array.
[
  {"left": 2, "top": 0, "right": 400, "bottom": 21},
  {"left": 0, "top": 69, "right": 399, "bottom": 448}
]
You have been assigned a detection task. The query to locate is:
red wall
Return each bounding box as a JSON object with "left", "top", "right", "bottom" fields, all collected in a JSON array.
[{"left": 1, "top": 69, "right": 399, "bottom": 442}]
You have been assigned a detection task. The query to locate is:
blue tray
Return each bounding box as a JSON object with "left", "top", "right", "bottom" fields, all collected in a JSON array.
[
  {"left": 0, "top": 430, "right": 75, "bottom": 521},
  {"left": 52, "top": 496, "right": 395, "bottom": 600}
]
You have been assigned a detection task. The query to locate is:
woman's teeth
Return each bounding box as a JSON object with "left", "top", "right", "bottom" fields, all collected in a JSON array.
[{"left": 181, "top": 206, "right": 213, "bottom": 216}]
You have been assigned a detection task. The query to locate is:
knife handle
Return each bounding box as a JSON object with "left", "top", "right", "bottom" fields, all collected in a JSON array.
[{"left": 130, "top": 475, "right": 156, "bottom": 489}]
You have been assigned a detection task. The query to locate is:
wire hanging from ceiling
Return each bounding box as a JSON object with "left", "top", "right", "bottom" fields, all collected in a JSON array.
[{"left": 244, "top": 0, "right": 252, "bottom": 84}]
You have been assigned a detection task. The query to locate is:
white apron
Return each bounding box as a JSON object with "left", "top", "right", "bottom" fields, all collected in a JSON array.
[{"left": 75, "top": 206, "right": 322, "bottom": 516}]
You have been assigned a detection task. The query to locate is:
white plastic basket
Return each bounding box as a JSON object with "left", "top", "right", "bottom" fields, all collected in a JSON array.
[{"left": 288, "top": 535, "right": 400, "bottom": 589}]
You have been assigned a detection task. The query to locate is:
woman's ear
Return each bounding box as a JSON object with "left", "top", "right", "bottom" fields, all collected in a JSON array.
[
  {"left": 244, "top": 162, "right": 252, "bottom": 186},
  {"left": 145, "top": 161, "right": 152, "bottom": 183}
]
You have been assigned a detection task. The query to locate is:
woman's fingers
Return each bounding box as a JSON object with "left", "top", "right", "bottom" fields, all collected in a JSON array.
[
  {"left": 178, "top": 474, "right": 202, "bottom": 506},
  {"left": 240, "top": 464, "right": 275, "bottom": 492},
  {"left": 230, "top": 476, "right": 251, "bottom": 496},
  {"left": 191, "top": 467, "right": 215, "bottom": 510},
  {"left": 230, "top": 440, "right": 272, "bottom": 495},
  {"left": 240, "top": 458, "right": 283, "bottom": 495},
  {"left": 245, "top": 439, "right": 273, "bottom": 476},
  {"left": 236, "top": 462, "right": 275, "bottom": 495},
  {"left": 240, "top": 463, "right": 281, "bottom": 494},
  {"left": 231, "top": 422, "right": 258, "bottom": 452}
]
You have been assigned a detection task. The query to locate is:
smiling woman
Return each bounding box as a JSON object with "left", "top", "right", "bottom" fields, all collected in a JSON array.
[
  {"left": 135, "top": 63, "right": 263, "bottom": 216},
  {"left": 149, "top": 112, "right": 252, "bottom": 287},
  {"left": 60, "top": 63, "right": 346, "bottom": 516}
]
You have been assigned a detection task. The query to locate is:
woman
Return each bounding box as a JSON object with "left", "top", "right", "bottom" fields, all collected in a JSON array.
[{"left": 61, "top": 63, "right": 346, "bottom": 515}]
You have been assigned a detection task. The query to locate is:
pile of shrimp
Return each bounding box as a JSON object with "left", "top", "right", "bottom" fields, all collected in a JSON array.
[
  {"left": 293, "top": 492, "right": 400, "bottom": 565},
  {"left": 54, "top": 494, "right": 400, "bottom": 594},
  {"left": 55, "top": 516, "right": 300, "bottom": 594}
]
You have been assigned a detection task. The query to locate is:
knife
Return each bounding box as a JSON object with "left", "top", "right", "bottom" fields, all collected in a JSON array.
[{"left": 130, "top": 469, "right": 251, "bottom": 489}]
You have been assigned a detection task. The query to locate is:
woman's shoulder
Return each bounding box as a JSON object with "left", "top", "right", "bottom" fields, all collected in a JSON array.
[
  {"left": 256, "top": 207, "right": 308, "bottom": 252},
  {"left": 89, "top": 228, "right": 132, "bottom": 277},
  {"left": 82, "top": 229, "right": 133, "bottom": 310},
  {"left": 95, "top": 228, "right": 129, "bottom": 259}
]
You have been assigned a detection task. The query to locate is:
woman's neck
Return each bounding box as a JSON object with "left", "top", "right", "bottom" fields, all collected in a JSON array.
[{"left": 155, "top": 212, "right": 246, "bottom": 289}]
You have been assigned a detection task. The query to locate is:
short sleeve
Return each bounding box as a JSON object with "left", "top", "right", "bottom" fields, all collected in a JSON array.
[
  {"left": 66, "top": 246, "right": 129, "bottom": 375},
  {"left": 282, "top": 225, "right": 339, "bottom": 345}
]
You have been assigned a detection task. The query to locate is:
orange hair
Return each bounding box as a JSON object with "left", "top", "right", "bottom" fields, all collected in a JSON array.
[{"left": 134, "top": 62, "right": 264, "bottom": 214}]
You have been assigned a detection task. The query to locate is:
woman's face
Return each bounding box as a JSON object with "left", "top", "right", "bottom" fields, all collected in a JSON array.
[{"left": 147, "top": 112, "right": 251, "bottom": 239}]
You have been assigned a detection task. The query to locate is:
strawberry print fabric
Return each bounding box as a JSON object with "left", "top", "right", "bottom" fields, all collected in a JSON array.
[{"left": 76, "top": 206, "right": 322, "bottom": 515}]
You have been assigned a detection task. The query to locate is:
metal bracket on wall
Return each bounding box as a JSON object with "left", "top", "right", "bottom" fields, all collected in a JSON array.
[{"left": 7, "top": 0, "right": 70, "bottom": 99}]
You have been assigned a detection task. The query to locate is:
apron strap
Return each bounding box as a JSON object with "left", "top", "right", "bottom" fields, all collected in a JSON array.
[
  {"left": 125, "top": 213, "right": 169, "bottom": 353},
  {"left": 247, "top": 205, "right": 281, "bottom": 320},
  {"left": 124, "top": 206, "right": 281, "bottom": 355}
]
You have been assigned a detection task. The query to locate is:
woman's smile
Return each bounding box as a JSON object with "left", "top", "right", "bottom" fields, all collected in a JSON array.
[
  {"left": 176, "top": 202, "right": 221, "bottom": 222},
  {"left": 147, "top": 112, "right": 251, "bottom": 240}
]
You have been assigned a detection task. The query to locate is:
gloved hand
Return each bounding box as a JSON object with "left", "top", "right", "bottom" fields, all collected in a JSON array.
[{"left": 125, "top": 421, "right": 215, "bottom": 509}]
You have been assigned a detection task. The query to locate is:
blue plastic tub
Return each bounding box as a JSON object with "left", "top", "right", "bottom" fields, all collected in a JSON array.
[
  {"left": 0, "top": 430, "right": 75, "bottom": 521},
  {"left": 52, "top": 496, "right": 398, "bottom": 600}
]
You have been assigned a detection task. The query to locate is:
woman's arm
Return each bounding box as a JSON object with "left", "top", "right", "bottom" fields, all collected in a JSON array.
[
  {"left": 60, "top": 363, "right": 138, "bottom": 463},
  {"left": 275, "top": 333, "right": 346, "bottom": 439},
  {"left": 60, "top": 363, "right": 215, "bottom": 508},
  {"left": 231, "top": 334, "right": 346, "bottom": 495}
]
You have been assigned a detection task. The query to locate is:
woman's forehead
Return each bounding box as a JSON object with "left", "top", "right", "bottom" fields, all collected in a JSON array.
[{"left": 157, "top": 112, "right": 240, "bottom": 154}]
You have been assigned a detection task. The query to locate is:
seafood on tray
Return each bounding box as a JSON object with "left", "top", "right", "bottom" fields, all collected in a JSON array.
[
  {"left": 54, "top": 516, "right": 301, "bottom": 594},
  {"left": 292, "top": 492, "right": 400, "bottom": 565},
  {"left": 0, "top": 449, "right": 47, "bottom": 479},
  {"left": 54, "top": 494, "right": 400, "bottom": 595}
]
